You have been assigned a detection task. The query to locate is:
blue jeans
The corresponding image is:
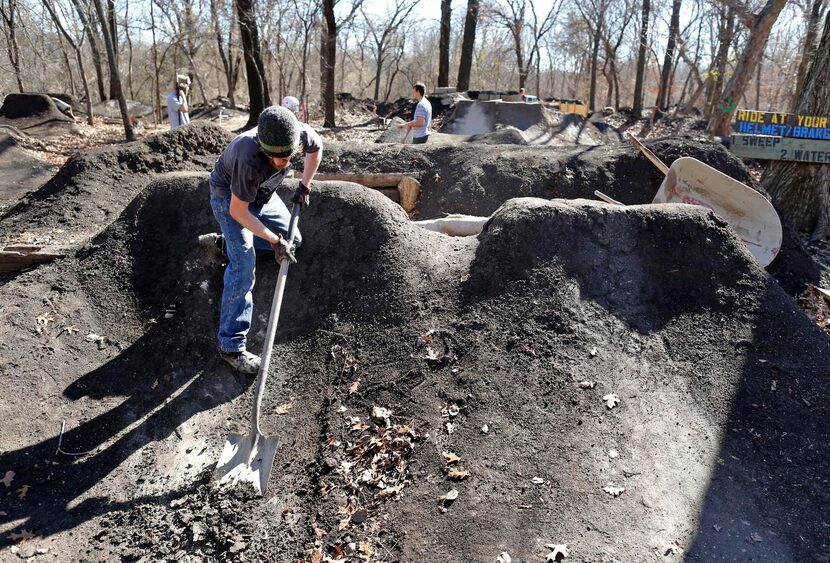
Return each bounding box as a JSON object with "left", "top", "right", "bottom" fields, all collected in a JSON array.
[{"left": 209, "top": 193, "right": 302, "bottom": 353}]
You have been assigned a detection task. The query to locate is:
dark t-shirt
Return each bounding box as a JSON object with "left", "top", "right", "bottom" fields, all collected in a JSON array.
[{"left": 209, "top": 123, "right": 322, "bottom": 207}]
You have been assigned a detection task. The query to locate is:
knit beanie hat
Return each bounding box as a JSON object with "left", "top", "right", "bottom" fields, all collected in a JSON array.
[{"left": 257, "top": 105, "right": 300, "bottom": 158}]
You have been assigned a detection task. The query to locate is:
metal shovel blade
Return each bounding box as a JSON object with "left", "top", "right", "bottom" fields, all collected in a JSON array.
[{"left": 212, "top": 431, "right": 279, "bottom": 495}]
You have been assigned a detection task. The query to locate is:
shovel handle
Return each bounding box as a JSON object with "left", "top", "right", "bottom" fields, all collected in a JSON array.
[
  {"left": 627, "top": 133, "right": 669, "bottom": 175},
  {"left": 251, "top": 202, "right": 302, "bottom": 435}
]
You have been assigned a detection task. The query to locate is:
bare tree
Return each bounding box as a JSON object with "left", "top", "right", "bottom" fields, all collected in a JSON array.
[
  {"left": 763, "top": 10, "right": 830, "bottom": 239},
  {"left": 655, "top": 0, "right": 682, "bottom": 111},
  {"left": 632, "top": 0, "right": 650, "bottom": 118},
  {"left": 363, "top": 0, "right": 417, "bottom": 101},
  {"left": 41, "top": 0, "right": 94, "bottom": 124},
  {"left": 707, "top": 0, "right": 788, "bottom": 136},
  {"left": 456, "top": 0, "right": 479, "bottom": 91},
  {"left": 91, "top": 0, "right": 134, "bottom": 140},
  {"left": 0, "top": 0, "right": 24, "bottom": 92},
  {"left": 575, "top": 0, "right": 608, "bottom": 110},
  {"left": 438, "top": 0, "right": 451, "bottom": 86},
  {"left": 793, "top": 0, "right": 824, "bottom": 108},
  {"left": 238, "top": 0, "right": 270, "bottom": 127},
  {"left": 321, "top": 0, "right": 362, "bottom": 127}
]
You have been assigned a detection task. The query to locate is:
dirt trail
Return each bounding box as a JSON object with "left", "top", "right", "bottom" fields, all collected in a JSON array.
[{"left": 0, "top": 173, "right": 827, "bottom": 561}]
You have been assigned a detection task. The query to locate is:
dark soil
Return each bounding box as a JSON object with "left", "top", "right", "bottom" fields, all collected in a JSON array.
[
  {"left": 0, "top": 133, "right": 54, "bottom": 209},
  {"left": 0, "top": 94, "right": 80, "bottom": 138},
  {"left": 321, "top": 138, "right": 819, "bottom": 295},
  {"left": 0, "top": 169, "right": 828, "bottom": 561},
  {"left": 0, "top": 122, "right": 233, "bottom": 246}
]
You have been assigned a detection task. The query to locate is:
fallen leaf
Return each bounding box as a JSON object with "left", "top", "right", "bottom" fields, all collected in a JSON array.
[
  {"left": 151, "top": 379, "right": 158, "bottom": 390},
  {"left": 8, "top": 528, "right": 34, "bottom": 543},
  {"left": 579, "top": 380, "right": 596, "bottom": 389},
  {"left": 420, "top": 330, "right": 434, "bottom": 343},
  {"left": 608, "top": 449, "right": 619, "bottom": 459},
  {"left": 545, "top": 543, "right": 569, "bottom": 561},
  {"left": 750, "top": 532, "right": 763, "bottom": 543},
  {"left": 443, "top": 489, "right": 459, "bottom": 501},
  {"left": 371, "top": 406, "right": 391, "bottom": 420},
  {"left": 63, "top": 324, "right": 79, "bottom": 335},
  {"left": 531, "top": 477, "right": 544, "bottom": 485},
  {"left": 442, "top": 452, "right": 461, "bottom": 465},
  {"left": 480, "top": 423, "right": 489, "bottom": 434},
  {"left": 497, "top": 552, "right": 512, "bottom": 563},
  {"left": 447, "top": 467, "right": 471, "bottom": 480},
  {"left": 17, "top": 484, "right": 30, "bottom": 499},
  {"left": 1, "top": 470, "right": 14, "bottom": 488},
  {"left": 713, "top": 524, "right": 722, "bottom": 532},
  {"left": 603, "top": 484, "right": 625, "bottom": 497},
  {"left": 348, "top": 379, "right": 361, "bottom": 394},
  {"left": 274, "top": 401, "right": 294, "bottom": 415},
  {"left": 309, "top": 547, "right": 324, "bottom": 563},
  {"left": 423, "top": 346, "right": 440, "bottom": 361},
  {"left": 589, "top": 347, "right": 598, "bottom": 357},
  {"left": 337, "top": 405, "right": 347, "bottom": 413},
  {"left": 602, "top": 393, "right": 620, "bottom": 409},
  {"left": 313, "top": 526, "right": 326, "bottom": 540},
  {"left": 35, "top": 313, "right": 54, "bottom": 327},
  {"left": 445, "top": 422, "right": 455, "bottom": 434}
]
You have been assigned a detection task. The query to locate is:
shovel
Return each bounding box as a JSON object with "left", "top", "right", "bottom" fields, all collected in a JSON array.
[
  {"left": 595, "top": 134, "right": 782, "bottom": 267},
  {"left": 212, "top": 202, "right": 302, "bottom": 495}
]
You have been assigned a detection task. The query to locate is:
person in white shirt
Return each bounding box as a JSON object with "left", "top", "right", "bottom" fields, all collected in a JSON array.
[
  {"left": 398, "top": 82, "right": 431, "bottom": 144},
  {"left": 167, "top": 76, "right": 191, "bottom": 129},
  {"left": 282, "top": 95, "right": 301, "bottom": 118}
]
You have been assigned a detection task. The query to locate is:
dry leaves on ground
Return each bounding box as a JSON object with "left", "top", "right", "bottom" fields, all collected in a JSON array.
[{"left": 798, "top": 285, "right": 830, "bottom": 335}]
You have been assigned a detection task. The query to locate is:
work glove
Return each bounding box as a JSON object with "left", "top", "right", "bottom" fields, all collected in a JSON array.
[
  {"left": 270, "top": 234, "right": 297, "bottom": 264},
  {"left": 292, "top": 182, "right": 311, "bottom": 209}
]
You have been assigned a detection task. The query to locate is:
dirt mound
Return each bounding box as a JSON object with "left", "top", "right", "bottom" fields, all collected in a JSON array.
[
  {"left": 0, "top": 174, "right": 827, "bottom": 560},
  {"left": 440, "top": 100, "right": 607, "bottom": 145},
  {"left": 0, "top": 133, "right": 54, "bottom": 209},
  {"left": 321, "top": 138, "right": 818, "bottom": 294},
  {"left": 0, "top": 121, "right": 233, "bottom": 246},
  {"left": 466, "top": 126, "right": 528, "bottom": 145},
  {"left": 0, "top": 93, "right": 79, "bottom": 137}
]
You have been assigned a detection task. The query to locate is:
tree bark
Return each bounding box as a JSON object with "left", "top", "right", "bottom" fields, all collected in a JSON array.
[
  {"left": 456, "top": 0, "right": 478, "bottom": 91},
  {"left": 237, "top": 0, "right": 270, "bottom": 128},
  {"left": 91, "top": 0, "right": 133, "bottom": 140},
  {"left": 762, "top": 10, "right": 830, "bottom": 239},
  {"left": 588, "top": 9, "right": 602, "bottom": 111},
  {"left": 793, "top": 0, "right": 823, "bottom": 110},
  {"left": 438, "top": 0, "right": 451, "bottom": 87},
  {"left": 656, "top": 0, "right": 681, "bottom": 111},
  {"left": 707, "top": 0, "right": 788, "bottom": 136},
  {"left": 106, "top": 0, "right": 118, "bottom": 99},
  {"left": 632, "top": 0, "right": 649, "bottom": 119},
  {"left": 321, "top": 0, "right": 336, "bottom": 127}
]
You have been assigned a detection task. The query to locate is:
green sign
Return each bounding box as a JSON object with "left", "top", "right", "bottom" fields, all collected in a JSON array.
[
  {"left": 731, "top": 134, "right": 830, "bottom": 163},
  {"left": 734, "top": 109, "right": 830, "bottom": 140}
]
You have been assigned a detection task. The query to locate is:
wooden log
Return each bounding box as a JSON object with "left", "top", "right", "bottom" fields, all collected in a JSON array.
[
  {"left": 0, "top": 248, "right": 64, "bottom": 274},
  {"left": 376, "top": 188, "right": 400, "bottom": 202},
  {"left": 313, "top": 173, "right": 407, "bottom": 187},
  {"left": 397, "top": 176, "right": 421, "bottom": 212}
]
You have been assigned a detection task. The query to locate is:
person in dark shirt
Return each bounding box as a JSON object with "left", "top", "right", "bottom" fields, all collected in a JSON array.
[{"left": 198, "top": 105, "right": 322, "bottom": 374}]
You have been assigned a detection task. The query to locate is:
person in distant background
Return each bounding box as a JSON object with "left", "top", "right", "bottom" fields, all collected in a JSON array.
[
  {"left": 167, "top": 75, "right": 191, "bottom": 129},
  {"left": 397, "top": 82, "right": 431, "bottom": 144},
  {"left": 282, "top": 96, "right": 301, "bottom": 119},
  {"left": 519, "top": 87, "right": 527, "bottom": 102}
]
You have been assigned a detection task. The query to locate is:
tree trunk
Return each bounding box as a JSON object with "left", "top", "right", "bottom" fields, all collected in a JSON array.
[
  {"left": 70, "top": 0, "right": 107, "bottom": 101},
  {"left": 588, "top": 13, "right": 602, "bottom": 111},
  {"left": 656, "top": 0, "right": 681, "bottom": 110},
  {"left": 762, "top": 10, "right": 830, "bottom": 239},
  {"left": 632, "top": 0, "right": 649, "bottom": 119},
  {"left": 0, "top": 0, "right": 25, "bottom": 92},
  {"left": 456, "top": 0, "right": 478, "bottom": 91},
  {"left": 106, "top": 0, "right": 118, "bottom": 99},
  {"left": 373, "top": 50, "right": 382, "bottom": 101},
  {"left": 322, "top": 0, "right": 336, "bottom": 127},
  {"left": 793, "top": 0, "right": 823, "bottom": 110},
  {"left": 237, "top": 0, "right": 270, "bottom": 128},
  {"left": 707, "top": 0, "right": 788, "bottom": 136},
  {"left": 438, "top": 0, "right": 451, "bottom": 87},
  {"left": 91, "top": 0, "right": 133, "bottom": 140},
  {"left": 150, "top": 0, "right": 160, "bottom": 124}
]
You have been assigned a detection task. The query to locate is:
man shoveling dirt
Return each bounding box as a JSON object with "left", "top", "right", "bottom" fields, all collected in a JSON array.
[
  {"left": 198, "top": 106, "right": 322, "bottom": 374},
  {"left": 397, "top": 82, "right": 432, "bottom": 144}
]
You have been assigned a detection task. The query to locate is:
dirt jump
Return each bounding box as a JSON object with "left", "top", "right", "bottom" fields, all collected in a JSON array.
[
  {"left": 0, "top": 94, "right": 80, "bottom": 138},
  {"left": 0, "top": 124, "right": 828, "bottom": 561},
  {"left": 0, "top": 134, "right": 54, "bottom": 209}
]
